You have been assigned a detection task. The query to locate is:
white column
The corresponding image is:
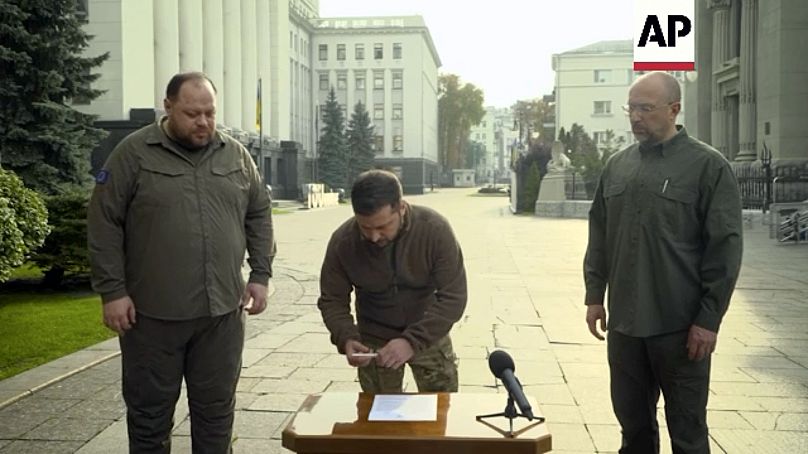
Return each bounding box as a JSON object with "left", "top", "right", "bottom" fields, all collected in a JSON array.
[
  {"left": 202, "top": 0, "right": 224, "bottom": 118},
  {"left": 710, "top": 0, "right": 731, "bottom": 157},
  {"left": 737, "top": 0, "right": 758, "bottom": 161},
  {"left": 223, "top": 0, "right": 242, "bottom": 129},
  {"left": 241, "top": 0, "right": 257, "bottom": 132},
  {"left": 257, "top": 0, "right": 272, "bottom": 136},
  {"left": 178, "top": 0, "right": 204, "bottom": 71},
  {"left": 153, "top": 0, "right": 180, "bottom": 107},
  {"left": 269, "top": 0, "right": 290, "bottom": 139}
]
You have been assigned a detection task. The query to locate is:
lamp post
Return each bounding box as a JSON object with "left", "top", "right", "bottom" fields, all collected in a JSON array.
[{"left": 760, "top": 141, "right": 772, "bottom": 212}]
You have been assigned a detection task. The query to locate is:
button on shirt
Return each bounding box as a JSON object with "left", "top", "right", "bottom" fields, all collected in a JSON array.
[{"left": 584, "top": 126, "right": 743, "bottom": 337}]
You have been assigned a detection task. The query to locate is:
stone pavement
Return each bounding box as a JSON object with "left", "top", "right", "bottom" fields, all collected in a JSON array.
[{"left": 1, "top": 189, "right": 806, "bottom": 453}]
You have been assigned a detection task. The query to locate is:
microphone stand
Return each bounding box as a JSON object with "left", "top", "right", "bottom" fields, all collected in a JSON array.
[{"left": 475, "top": 394, "right": 544, "bottom": 438}]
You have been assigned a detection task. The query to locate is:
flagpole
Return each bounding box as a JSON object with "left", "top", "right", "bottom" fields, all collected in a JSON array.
[{"left": 257, "top": 77, "right": 263, "bottom": 181}]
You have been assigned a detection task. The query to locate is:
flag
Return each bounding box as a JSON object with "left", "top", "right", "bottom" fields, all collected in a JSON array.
[{"left": 256, "top": 78, "right": 262, "bottom": 134}]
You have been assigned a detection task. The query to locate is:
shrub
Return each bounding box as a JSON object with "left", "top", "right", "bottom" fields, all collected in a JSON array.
[
  {"left": 31, "top": 191, "right": 91, "bottom": 287},
  {"left": 0, "top": 169, "right": 50, "bottom": 282}
]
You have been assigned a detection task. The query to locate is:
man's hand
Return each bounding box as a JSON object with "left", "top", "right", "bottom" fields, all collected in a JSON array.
[
  {"left": 687, "top": 324, "right": 717, "bottom": 361},
  {"left": 586, "top": 304, "right": 607, "bottom": 341},
  {"left": 344, "top": 339, "right": 374, "bottom": 367},
  {"left": 376, "top": 338, "right": 414, "bottom": 370},
  {"left": 242, "top": 283, "right": 268, "bottom": 315},
  {"left": 103, "top": 296, "right": 136, "bottom": 335}
]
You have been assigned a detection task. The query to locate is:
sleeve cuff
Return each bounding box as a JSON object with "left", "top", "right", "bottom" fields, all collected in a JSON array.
[
  {"left": 584, "top": 289, "right": 606, "bottom": 306},
  {"left": 101, "top": 289, "right": 129, "bottom": 304},
  {"left": 248, "top": 271, "right": 271, "bottom": 286},
  {"left": 694, "top": 310, "right": 722, "bottom": 333}
]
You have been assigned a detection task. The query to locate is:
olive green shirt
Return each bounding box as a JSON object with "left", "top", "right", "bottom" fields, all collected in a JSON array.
[
  {"left": 88, "top": 121, "right": 274, "bottom": 320},
  {"left": 584, "top": 126, "right": 743, "bottom": 336}
]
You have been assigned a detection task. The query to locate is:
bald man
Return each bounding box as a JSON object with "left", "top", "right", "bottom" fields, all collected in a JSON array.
[{"left": 583, "top": 72, "right": 743, "bottom": 454}]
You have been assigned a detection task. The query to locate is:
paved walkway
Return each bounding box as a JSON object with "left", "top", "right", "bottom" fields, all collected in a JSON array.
[{"left": 1, "top": 189, "right": 806, "bottom": 453}]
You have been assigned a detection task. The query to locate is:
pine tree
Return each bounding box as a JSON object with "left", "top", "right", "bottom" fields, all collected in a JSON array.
[
  {"left": 317, "top": 88, "right": 348, "bottom": 190},
  {"left": 0, "top": 0, "right": 109, "bottom": 194},
  {"left": 346, "top": 101, "right": 375, "bottom": 188}
]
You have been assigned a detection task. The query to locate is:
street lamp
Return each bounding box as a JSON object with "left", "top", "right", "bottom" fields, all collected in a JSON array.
[{"left": 760, "top": 141, "right": 773, "bottom": 212}]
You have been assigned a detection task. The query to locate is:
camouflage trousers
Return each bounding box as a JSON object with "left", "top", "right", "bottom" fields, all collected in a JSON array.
[{"left": 357, "top": 335, "right": 459, "bottom": 393}]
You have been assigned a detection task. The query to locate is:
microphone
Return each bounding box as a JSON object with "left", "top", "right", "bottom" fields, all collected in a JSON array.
[{"left": 488, "top": 350, "right": 534, "bottom": 420}]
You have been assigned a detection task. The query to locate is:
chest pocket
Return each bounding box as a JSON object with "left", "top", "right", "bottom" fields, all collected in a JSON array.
[
  {"left": 651, "top": 182, "right": 699, "bottom": 241},
  {"left": 210, "top": 163, "right": 250, "bottom": 207},
  {"left": 137, "top": 162, "right": 188, "bottom": 207}
]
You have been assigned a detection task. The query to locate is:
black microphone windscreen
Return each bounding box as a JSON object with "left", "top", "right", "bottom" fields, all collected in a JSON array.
[{"left": 488, "top": 350, "right": 515, "bottom": 378}]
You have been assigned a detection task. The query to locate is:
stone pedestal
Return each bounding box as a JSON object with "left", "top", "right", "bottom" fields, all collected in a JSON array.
[{"left": 535, "top": 171, "right": 568, "bottom": 217}]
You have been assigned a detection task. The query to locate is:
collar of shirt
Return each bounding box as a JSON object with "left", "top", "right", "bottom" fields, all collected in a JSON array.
[{"left": 639, "top": 125, "right": 688, "bottom": 158}]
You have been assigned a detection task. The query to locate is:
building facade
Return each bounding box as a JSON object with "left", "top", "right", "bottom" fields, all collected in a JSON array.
[
  {"left": 686, "top": 0, "right": 808, "bottom": 166},
  {"left": 76, "top": 0, "right": 441, "bottom": 195},
  {"left": 311, "top": 16, "right": 441, "bottom": 193}
]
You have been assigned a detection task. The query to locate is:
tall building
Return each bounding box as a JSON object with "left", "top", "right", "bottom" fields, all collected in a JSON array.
[
  {"left": 76, "top": 0, "right": 441, "bottom": 195},
  {"left": 468, "top": 107, "right": 497, "bottom": 182},
  {"left": 311, "top": 16, "right": 441, "bottom": 193},
  {"left": 686, "top": 0, "right": 808, "bottom": 167},
  {"left": 552, "top": 40, "right": 687, "bottom": 150}
]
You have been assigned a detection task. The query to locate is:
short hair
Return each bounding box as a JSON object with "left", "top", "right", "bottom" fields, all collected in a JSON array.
[
  {"left": 637, "top": 71, "right": 681, "bottom": 104},
  {"left": 351, "top": 170, "right": 403, "bottom": 215},
  {"left": 165, "top": 72, "right": 217, "bottom": 101}
]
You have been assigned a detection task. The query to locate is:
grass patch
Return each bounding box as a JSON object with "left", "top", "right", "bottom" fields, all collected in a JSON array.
[
  {"left": 0, "top": 292, "right": 114, "bottom": 380},
  {"left": 8, "top": 263, "right": 43, "bottom": 281},
  {"left": 468, "top": 192, "right": 509, "bottom": 197},
  {"left": 271, "top": 208, "right": 292, "bottom": 215}
]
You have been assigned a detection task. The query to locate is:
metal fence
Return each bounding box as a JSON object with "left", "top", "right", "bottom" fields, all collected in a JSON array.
[{"left": 564, "top": 172, "right": 590, "bottom": 200}]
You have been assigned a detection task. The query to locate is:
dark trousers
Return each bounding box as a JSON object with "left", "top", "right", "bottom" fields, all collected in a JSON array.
[
  {"left": 119, "top": 310, "right": 245, "bottom": 454},
  {"left": 608, "top": 330, "right": 711, "bottom": 454}
]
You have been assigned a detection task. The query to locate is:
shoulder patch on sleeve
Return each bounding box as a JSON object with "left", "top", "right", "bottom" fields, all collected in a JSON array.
[{"left": 95, "top": 170, "right": 110, "bottom": 185}]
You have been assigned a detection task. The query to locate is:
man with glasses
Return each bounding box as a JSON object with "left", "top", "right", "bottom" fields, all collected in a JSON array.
[
  {"left": 317, "top": 169, "right": 467, "bottom": 392},
  {"left": 584, "top": 71, "right": 743, "bottom": 453}
]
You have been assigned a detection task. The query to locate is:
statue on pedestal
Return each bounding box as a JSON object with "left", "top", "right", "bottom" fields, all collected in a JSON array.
[{"left": 547, "top": 141, "right": 571, "bottom": 173}]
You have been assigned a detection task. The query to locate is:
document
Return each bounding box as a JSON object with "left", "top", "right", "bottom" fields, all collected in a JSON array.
[{"left": 368, "top": 394, "right": 438, "bottom": 421}]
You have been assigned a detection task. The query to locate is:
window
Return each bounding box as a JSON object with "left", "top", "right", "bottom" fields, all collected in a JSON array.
[
  {"left": 337, "top": 44, "right": 346, "bottom": 61},
  {"left": 319, "top": 104, "right": 327, "bottom": 119},
  {"left": 393, "top": 135, "right": 403, "bottom": 151},
  {"left": 355, "top": 74, "right": 366, "bottom": 89},
  {"left": 593, "top": 101, "right": 612, "bottom": 115},
  {"left": 319, "top": 44, "right": 327, "bottom": 60},
  {"left": 392, "top": 104, "right": 402, "bottom": 119},
  {"left": 75, "top": 0, "right": 88, "bottom": 22},
  {"left": 355, "top": 43, "right": 365, "bottom": 60},
  {"left": 374, "top": 43, "right": 383, "bottom": 59},
  {"left": 593, "top": 131, "right": 607, "bottom": 144},
  {"left": 373, "top": 71, "right": 384, "bottom": 89},
  {"left": 290, "top": 32, "right": 293, "bottom": 49},
  {"left": 374, "top": 103, "right": 384, "bottom": 120},
  {"left": 393, "top": 43, "right": 402, "bottom": 59},
  {"left": 392, "top": 71, "right": 403, "bottom": 89},
  {"left": 594, "top": 69, "right": 611, "bottom": 83},
  {"left": 319, "top": 73, "right": 329, "bottom": 91},
  {"left": 374, "top": 135, "right": 384, "bottom": 153},
  {"left": 337, "top": 73, "right": 347, "bottom": 90}
]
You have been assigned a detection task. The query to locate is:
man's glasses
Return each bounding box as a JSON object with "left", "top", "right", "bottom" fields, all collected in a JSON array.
[{"left": 622, "top": 102, "right": 675, "bottom": 114}]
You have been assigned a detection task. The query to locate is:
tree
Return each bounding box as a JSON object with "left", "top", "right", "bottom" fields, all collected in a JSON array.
[
  {"left": 0, "top": 0, "right": 109, "bottom": 195},
  {"left": 438, "top": 74, "right": 485, "bottom": 171},
  {"left": 317, "top": 88, "right": 348, "bottom": 190},
  {"left": 0, "top": 169, "right": 50, "bottom": 282},
  {"left": 565, "top": 124, "right": 613, "bottom": 198},
  {"left": 346, "top": 101, "right": 375, "bottom": 189},
  {"left": 519, "top": 161, "right": 542, "bottom": 213},
  {"left": 512, "top": 99, "right": 555, "bottom": 145}
]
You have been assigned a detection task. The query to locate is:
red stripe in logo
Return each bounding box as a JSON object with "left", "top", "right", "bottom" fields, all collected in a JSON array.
[{"left": 634, "top": 62, "right": 695, "bottom": 70}]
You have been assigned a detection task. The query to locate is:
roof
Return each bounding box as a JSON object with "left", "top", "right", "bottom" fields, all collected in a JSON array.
[{"left": 560, "top": 40, "right": 633, "bottom": 55}]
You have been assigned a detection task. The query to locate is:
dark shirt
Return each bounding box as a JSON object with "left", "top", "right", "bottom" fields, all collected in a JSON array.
[
  {"left": 584, "top": 126, "right": 743, "bottom": 336},
  {"left": 88, "top": 121, "right": 274, "bottom": 320}
]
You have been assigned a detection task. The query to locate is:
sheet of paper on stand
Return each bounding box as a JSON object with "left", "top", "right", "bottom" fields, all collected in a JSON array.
[{"left": 368, "top": 394, "right": 438, "bottom": 421}]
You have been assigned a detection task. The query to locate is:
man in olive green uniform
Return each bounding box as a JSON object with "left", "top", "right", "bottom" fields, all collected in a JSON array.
[
  {"left": 88, "top": 72, "right": 274, "bottom": 453},
  {"left": 584, "top": 72, "right": 743, "bottom": 454},
  {"left": 318, "top": 170, "right": 466, "bottom": 393}
]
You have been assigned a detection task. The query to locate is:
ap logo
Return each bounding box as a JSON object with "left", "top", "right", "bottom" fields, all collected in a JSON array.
[{"left": 634, "top": 0, "right": 695, "bottom": 71}]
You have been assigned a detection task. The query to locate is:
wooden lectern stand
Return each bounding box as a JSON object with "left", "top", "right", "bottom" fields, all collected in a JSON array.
[{"left": 282, "top": 392, "right": 552, "bottom": 454}]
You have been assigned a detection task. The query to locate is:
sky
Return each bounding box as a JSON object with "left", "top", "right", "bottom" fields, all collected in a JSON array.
[{"left": 319, "top": 0, "right": 634, "bottom": 108}]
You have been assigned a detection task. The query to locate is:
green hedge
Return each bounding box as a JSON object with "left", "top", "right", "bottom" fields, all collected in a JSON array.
[{"left": 0, "top": 169, "right": 50, "bottom": 282}]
